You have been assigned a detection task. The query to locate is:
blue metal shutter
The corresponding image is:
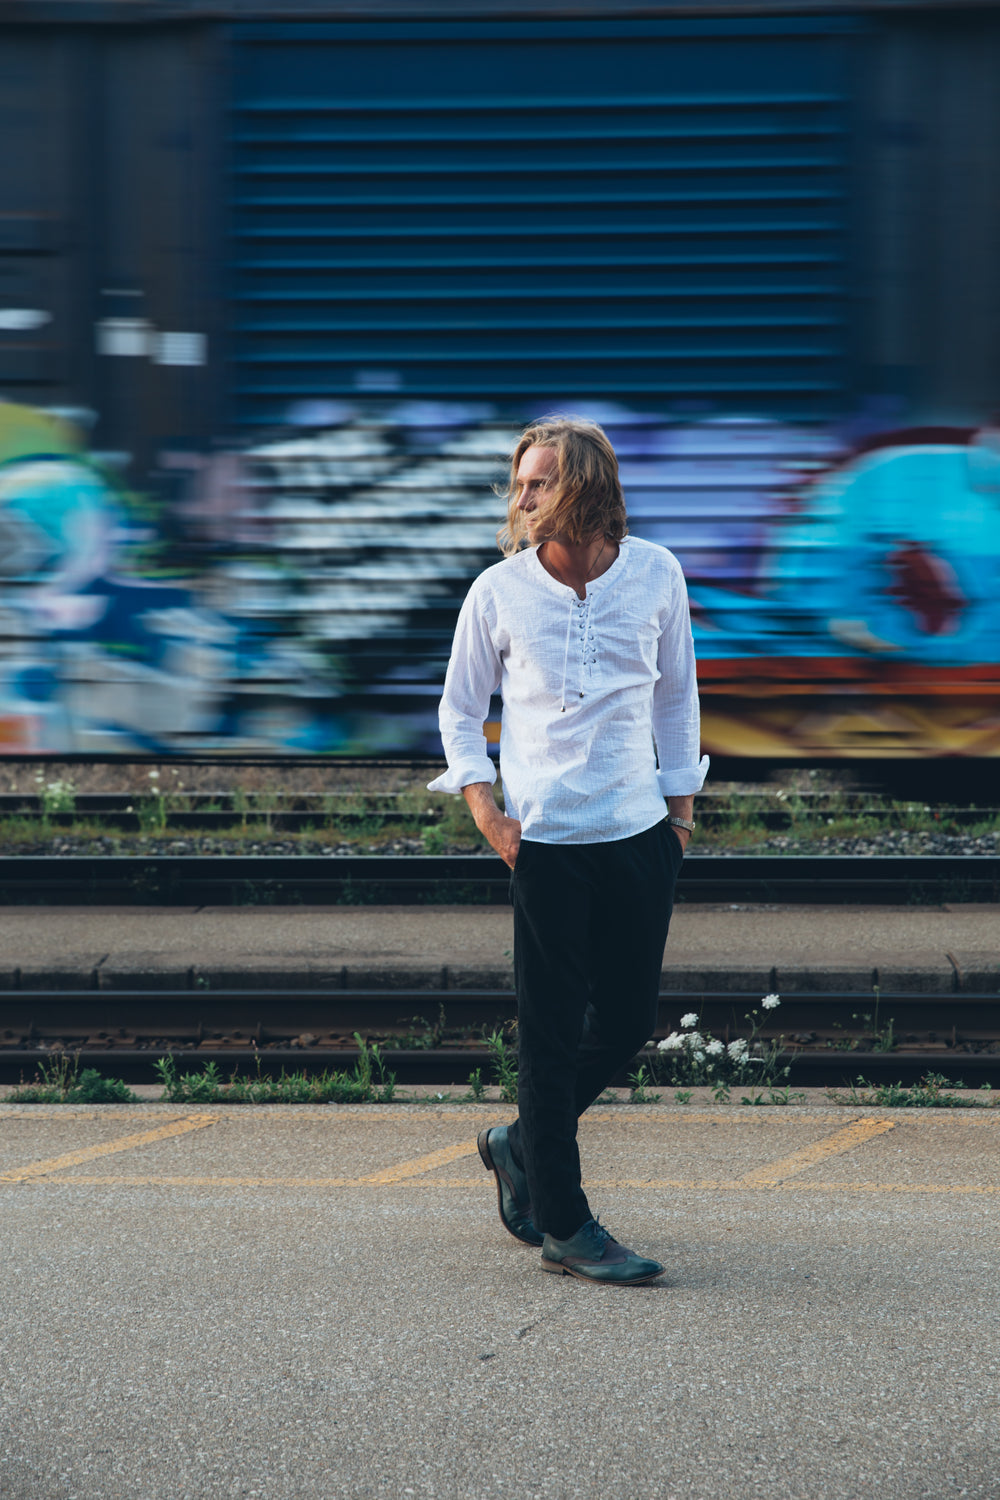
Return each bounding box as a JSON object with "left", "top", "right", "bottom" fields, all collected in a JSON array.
[{"left": 230, "top": 16, "right": 858, "bottom": 427}]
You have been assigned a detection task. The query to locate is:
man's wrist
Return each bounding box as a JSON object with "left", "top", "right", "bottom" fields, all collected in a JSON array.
[{"left": 463, "top": 789, "right": 510, "bottom": 844}]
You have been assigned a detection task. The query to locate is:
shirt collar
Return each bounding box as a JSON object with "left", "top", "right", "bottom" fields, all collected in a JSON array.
[{"left": 528, "top": 535, "right": 630, "bottom": 599}]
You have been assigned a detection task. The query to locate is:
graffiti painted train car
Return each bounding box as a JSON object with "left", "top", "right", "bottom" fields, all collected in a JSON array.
[{"left": 0, "top": 1, "right": 998, "bottom": 761}]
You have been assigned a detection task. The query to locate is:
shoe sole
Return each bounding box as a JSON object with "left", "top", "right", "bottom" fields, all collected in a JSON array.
[
  {"left": 540, "top": 1257, "right": 666, "bottom": 1285},
  {"left": 477, "top": 1128, "right": 541, "bottom": 1248},
  {"left": 476, "top": 1127, "right": 496, "bottom": 1175}
]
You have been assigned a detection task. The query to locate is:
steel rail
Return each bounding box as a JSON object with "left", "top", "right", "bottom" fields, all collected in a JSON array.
[
  {"left": 0, "top": 854, "right": 997, "bottom": 905},
  {"left": 3, "top": 987, "right": 998, "bottom": 1088}
]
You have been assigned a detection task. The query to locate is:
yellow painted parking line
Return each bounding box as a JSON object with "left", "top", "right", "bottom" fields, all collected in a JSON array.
[
  {"left": 415, "top": 1175, "right": 998, "bottom": 1196},
  {"left": 8, "top": 1110, "right": 996, "bottom": 1197},
  {"left": 355, "top": 1138, "right": 480, "bottom": 1185},
  {"left": 735, "top": 1117, "right": 895, "bottom": 1187},
  {"left": 30, "top": 1135, "right": 481, "bottom": 1189},
  {"left": 0, "top": 1113, "right": 218, "bottom": 1183},
  {"left": 0, "top": 1110, "right": 201, "bottom": 1123},
  {"left": 36, "top": 1173, "right": 999, "bottom": 1196},
  {"left": 45, "top": 1176, "right": 358, "bottom": 1188},
  {"left": 768, "top": 1179, "right": 1000, "bottom": 1196}
]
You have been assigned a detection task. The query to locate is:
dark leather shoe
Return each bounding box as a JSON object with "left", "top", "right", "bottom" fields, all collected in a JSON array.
[
  {"left": 541, "top": 1219, "right": 665, "bottom": 1285},
  {"left": 477, "top": 1126, "right": 543, "bottom": 1247}
]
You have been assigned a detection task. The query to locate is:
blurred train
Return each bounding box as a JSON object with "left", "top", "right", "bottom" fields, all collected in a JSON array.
[{"left": 0, "top": 2, "right": 998, "bottom": 766}]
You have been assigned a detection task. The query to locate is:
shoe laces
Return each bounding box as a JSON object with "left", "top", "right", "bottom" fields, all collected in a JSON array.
[{"left": 586, "top": 1217, "right": 614, "bottom": 1250}]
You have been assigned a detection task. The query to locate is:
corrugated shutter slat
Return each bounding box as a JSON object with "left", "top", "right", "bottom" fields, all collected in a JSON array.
[{"left": 231, "top": 19, "right": 854, "bottom": 423}]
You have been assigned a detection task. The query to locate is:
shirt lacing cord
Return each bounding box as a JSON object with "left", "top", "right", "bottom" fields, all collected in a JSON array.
[
  {"left": 559, "top": 598, "right": 575, "bottom": 712},
  {"left": 561, "top": 594, "right": 594, "bottom": 711}
]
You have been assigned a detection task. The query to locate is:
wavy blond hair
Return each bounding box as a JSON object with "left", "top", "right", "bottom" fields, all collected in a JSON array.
[{"left": 496, "top": 416, "right": 628, "bottom": 557}]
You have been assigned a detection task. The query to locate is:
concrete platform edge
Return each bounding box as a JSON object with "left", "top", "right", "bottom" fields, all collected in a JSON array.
[{"left": 1, "top": 961, "right": 996, "bottom": 993}]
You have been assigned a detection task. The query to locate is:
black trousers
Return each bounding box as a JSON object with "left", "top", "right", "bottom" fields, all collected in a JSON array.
[{"left": 506, "top": 819, "right": 683, "bottom": 1240}]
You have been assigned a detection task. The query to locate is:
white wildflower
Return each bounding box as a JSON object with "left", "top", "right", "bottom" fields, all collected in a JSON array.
[
  {"left": 727, "top": 1039, "right": 749, "bottom": 1059},
  {"left": 685, "top": 1031, "right": 704, "bottom": 1050},
  {"left": 657, "top": 1033, "right": 683, "bottom": 1052},
  {"left": 148, "top": 769, "right": 160, "bottom": 780},
  {"left": 706, "top": 1039, "right": 724, "bottom": 1056},
  {"left": 680, "top": 1012, "right": 699, "bottom": 1030},
  {"left": 693, "top": 1050, "right": 706, "bottom": 1064},
  {"left": 761, "top": 993, "right": 780, "bottom": 1010}
]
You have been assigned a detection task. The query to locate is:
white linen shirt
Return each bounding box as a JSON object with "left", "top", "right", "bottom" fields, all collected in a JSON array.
[{"left": 427, "top": 535, "right": 709, "bottom": 844}]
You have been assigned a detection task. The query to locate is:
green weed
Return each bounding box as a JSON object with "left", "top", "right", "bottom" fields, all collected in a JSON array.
[
  {"left": 154, "top": 1055, "right": 225, "bottom": 1103},
  {"left": 627, "top": 1064, "right": 662, "bottom": 1104},
  {"left": 845, "top": 983, "right": 896, "bottom": 1053},
  {"left": 9, "top": 1053, "right": 137, "bottom": 1104},
  {"left": 485, "top": 1026, "right": 518, "bottom": 1103},
  {"left": 827, "top": 1072, "right": 995, "bottom": 1109},
  {"left": 394, "top": 1006, "right": 449, "bottom": 1050},
  {"left": 154, "top": 1037, "right": 397, "bottom": 1105},
  {"left": 421, "top": 825, "right": 447, "bottom": 855},
  {"left": 231, "top": 787, "right": 250, "bottom": 829},
  {"left": 135, "top": 769, "right": 169, "bottom": 834},
  {"left": 740, "top": 1083, "right": 807, "bottom": 1106},
  {"left": 464, "top": 1068, "right": 486, "bottom": 1103},
  {"left": 33, "top": 775, "right": 77, "bottom": 818}
]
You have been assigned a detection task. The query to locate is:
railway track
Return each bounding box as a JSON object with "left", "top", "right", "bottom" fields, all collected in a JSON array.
[
  {"left": 0, "top": 853, "right": 997, "bottom": 905},
  {"left": 3, "top": 986, "right": 999, "bottom": 1089},
  {"left": 5, "top": 791, "right": 998, "bottom": 836}
]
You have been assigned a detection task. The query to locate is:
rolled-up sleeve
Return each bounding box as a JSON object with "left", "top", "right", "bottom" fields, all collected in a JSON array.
[
  {"left": 652, "top": 559, "right": 710, "bottom": 797},
  {"left": 427, "top": 578, "right": 501, "bottom": 794}
]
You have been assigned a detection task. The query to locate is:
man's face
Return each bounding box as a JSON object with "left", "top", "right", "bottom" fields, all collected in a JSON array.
[{"left": 515, "top": 445, "right": 558, "bottom": 543}]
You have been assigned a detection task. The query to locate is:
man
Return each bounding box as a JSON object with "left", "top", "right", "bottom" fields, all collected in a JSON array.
[{"left": 428, "top": 417, "right": 708, "bottom": 1285}]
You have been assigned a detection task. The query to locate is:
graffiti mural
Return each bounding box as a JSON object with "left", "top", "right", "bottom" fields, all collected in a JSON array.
[
  {"left": 0, "top": 403, "right": 241, "bottom": 753},
  {"left": 1, "top": 396, "right": 998, "bottom": 759},
  {"left": 688, "top": 424, "right": 1000, "bottom": 758},
  {"left": 0, "top": 398, "right": 506, "bottom": 754}
]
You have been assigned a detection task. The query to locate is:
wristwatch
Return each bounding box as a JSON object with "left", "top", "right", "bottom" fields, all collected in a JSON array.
[{"left": 666, "top": 815, "right": 696, "bottom": 832}]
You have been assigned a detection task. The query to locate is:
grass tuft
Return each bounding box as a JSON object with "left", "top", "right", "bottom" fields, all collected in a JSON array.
[
  {"left": 827, "top": 1073, "right": 997, "bottom": 1108},
  {"left": 9, "top": 1052, "right": 137, "bottom": 1104},
  {"left": 484, "top": 1025, "right": 518, "bottom": 1103},
  {"left": 154, "top": 1036, "right": 397, "bottom": 1104}
]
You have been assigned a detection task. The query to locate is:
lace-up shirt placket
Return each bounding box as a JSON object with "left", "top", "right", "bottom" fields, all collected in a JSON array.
[{"left": 428, "top": 535, "right": 709, "bottom": 845}]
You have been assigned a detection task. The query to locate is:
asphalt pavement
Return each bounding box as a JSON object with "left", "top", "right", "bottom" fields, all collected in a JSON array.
[{"left": 2, "top": 1099, "right": 999, "bottom": 1499}]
